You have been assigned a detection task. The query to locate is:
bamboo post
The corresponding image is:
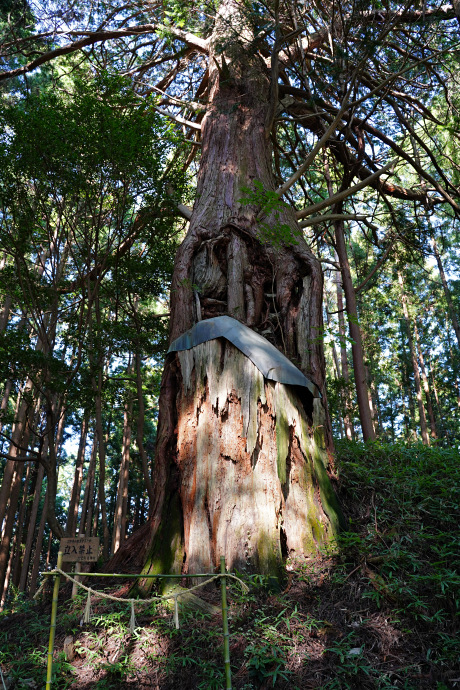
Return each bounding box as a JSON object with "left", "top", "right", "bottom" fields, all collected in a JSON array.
[
  {"left": 71, "top": 562, "right": 81, "bottom": 599},
  {"left": 220, "top": 556, "right": 232, "bottom": 690},
  {"left": 46, "top": 551, "right": 62, "bottom": 689}
]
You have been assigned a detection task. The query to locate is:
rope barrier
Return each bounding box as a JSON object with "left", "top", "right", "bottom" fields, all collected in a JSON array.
[
  {"left": 46, "top": 557, "right": 241, "bottom": 689},
  {"left": 53, "top": 567, "right": 248, "bottom": 615}
]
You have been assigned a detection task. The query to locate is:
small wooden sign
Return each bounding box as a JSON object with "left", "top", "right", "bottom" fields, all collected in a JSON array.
[{"left": 60, "top": 537, "right": 100, "bottom": 563}]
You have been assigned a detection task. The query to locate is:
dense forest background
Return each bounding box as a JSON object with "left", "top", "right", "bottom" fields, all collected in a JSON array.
[{"left": 0, "top": 0, "right": 459, "bottom": 605}]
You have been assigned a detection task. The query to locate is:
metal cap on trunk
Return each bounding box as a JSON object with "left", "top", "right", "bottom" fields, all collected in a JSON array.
[{"left": 168, "top": 315, "right": 320, "bottom": 397}]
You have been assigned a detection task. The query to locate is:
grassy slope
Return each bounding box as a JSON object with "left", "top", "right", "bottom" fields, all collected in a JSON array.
[{"left": 0, "top": 441, "right": 459, "bottom": 689}]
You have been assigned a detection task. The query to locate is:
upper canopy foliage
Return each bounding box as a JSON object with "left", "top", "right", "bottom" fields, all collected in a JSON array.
[{"left": 1, "top": 0, "right": 458, "bottom": 223}]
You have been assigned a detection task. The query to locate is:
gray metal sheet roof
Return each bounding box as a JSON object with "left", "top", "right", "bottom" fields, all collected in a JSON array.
[{"left": 168, "top": 315, "right": 320, "bottom": 397}]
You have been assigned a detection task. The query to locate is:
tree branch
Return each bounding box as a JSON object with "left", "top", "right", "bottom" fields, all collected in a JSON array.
[
  {"left": 153, "top": 106, "right": 202, "bottom": 131},
  {"left": 296, "top": 160, "right": 396, "bottom": 220},
  {"left": 0, "top": 24, "right": 208, "bottom": 83},
  {"left": 177, "top": 203, "right": 193, "bottom": 220},
  {"left": 0, "top": 451, "right": 51, "bottom": 472},
  {"left": 299, "top": 213, "right": 367, "bottom": 228},
  {"left": 276, "top": 92, "right": 351, "bottom": 198},
  {"left": 355, "top": 242, "right": 395, "bottom": 294}
]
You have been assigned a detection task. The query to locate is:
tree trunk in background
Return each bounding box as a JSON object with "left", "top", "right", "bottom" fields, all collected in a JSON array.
[
  {"left": 329, "top": 335, "right": 345, "bottom": 438},
  {"left": 0, "top": 384, "right": 35, "bottom": 596},
  {"left": 0, "top": 380, "right": 12, "bottom": 434},
  {"left": 398, "top": 272, "right": 429, "bottom": 445},
  {"left": 413, "top": 321, "right": 437, "bottom": 440},
  {"left": 398, "top": 320, "right": 416, "bottom": 440},
  {"left": 324, "top": 302, "right": 344, "bottom": 437},
  {"left": 431, "top": 236, "right": 460, "bottom": 348},
  {"left": 112, "top": 382, "right": 133, "bottom": 555},
  {"left": 11, "top": 463, "right": 31, "bottom": 588},
  {"left": 94, "top": 358, "right": 110, "bottom": 558},
  {"left": 334, "top": 219, "right": 375, "bottom": 441},
  {"left": 45, "top": 529, "right": 52, "bottom": 567},
  {"left": 366, "top": 365, "right": 381, "bottom": 436},
  {"left": 28, "top": 486, "right": 48, "bottom": 596},
  {"left": 116, "top": 0, "right": 343, "bottom": 580},
  {"left": 335, "top": 268, "right": 354, "bottom": 440},
  {"left": 66, "top": 416, "right": 89, "bottom": 537},
  {"left": 0, "top": 463, "right": 25, "bottom": 599},
  {"left": 0, "top": 530, "right": 16, "bottom": 608},
  {"left": 79, "top": 435, "right": 97, "bottom": 536},
  {"left": 0, "top": 380, "right": 33, "bottom": 528},
  {"left": 0, "top": 254, "right": 12, "bottom": 331},
  {"left": 92, "top": 499, "right": 100, "bottom": 537},
  {"left": 85, "top": 466, "right": 96, "bottom": 539},
  {"left": 19, "top": 463, "right": 45, "bottom": 593},
  {"left": 135, "top": 352, "right": 155, "bottom": 504},
  {"left": 43, "top": 396, "right": 67, "bottom": 540}
]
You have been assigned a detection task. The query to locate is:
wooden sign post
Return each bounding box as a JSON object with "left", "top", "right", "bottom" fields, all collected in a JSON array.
[
  {"left": 60, "top": 537, "right": 99, "bottom": 599},
  {"left": 46, "top": 538, "right": 101, "bottom": 688}
]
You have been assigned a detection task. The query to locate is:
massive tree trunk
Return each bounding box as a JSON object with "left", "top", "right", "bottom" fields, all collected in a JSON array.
[{"left": 129, "top": 0, "right": 343, "bottom": 579}]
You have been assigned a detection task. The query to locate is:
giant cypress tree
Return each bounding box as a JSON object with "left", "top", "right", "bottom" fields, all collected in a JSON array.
[{"left": 1, "top": 0, "right": 459, "bottom": 576}]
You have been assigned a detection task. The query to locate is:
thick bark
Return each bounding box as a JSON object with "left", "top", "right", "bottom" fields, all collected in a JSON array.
[{"left": 131, "top": 0, "right": 344, "bottom": 579}]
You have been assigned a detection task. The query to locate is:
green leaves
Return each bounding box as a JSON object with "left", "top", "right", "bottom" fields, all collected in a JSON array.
[{"left": 239, "top": 180, "right": 302, "bottom": 247}]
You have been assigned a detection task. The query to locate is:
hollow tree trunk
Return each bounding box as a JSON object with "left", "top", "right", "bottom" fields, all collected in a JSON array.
[{"left": 127, "top": 0, "right": 343, "bottom": 579}]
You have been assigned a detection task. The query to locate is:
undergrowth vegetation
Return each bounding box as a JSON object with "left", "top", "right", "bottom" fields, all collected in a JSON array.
[{"left": 0, "top": 441, "right": 458, "bottom": 689}]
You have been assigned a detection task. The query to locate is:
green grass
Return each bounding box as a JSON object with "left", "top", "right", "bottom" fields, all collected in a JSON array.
[{"left": 0, "top": 441, "right": 458, "bottom": 688}]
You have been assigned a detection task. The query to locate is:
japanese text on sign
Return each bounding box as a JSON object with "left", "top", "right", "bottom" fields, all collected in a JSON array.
[{"left": 60, "top": 537, "right": 99, "bottom": 562}]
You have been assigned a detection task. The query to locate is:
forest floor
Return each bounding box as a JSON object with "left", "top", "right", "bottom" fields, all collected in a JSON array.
[{"left": 0, "top": 441, "right": 459, "bottom": 689}]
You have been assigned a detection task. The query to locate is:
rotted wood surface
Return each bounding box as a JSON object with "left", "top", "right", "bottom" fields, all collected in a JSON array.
[{"left": 175, "top": 339, "right": 341, "bottom": 574}]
